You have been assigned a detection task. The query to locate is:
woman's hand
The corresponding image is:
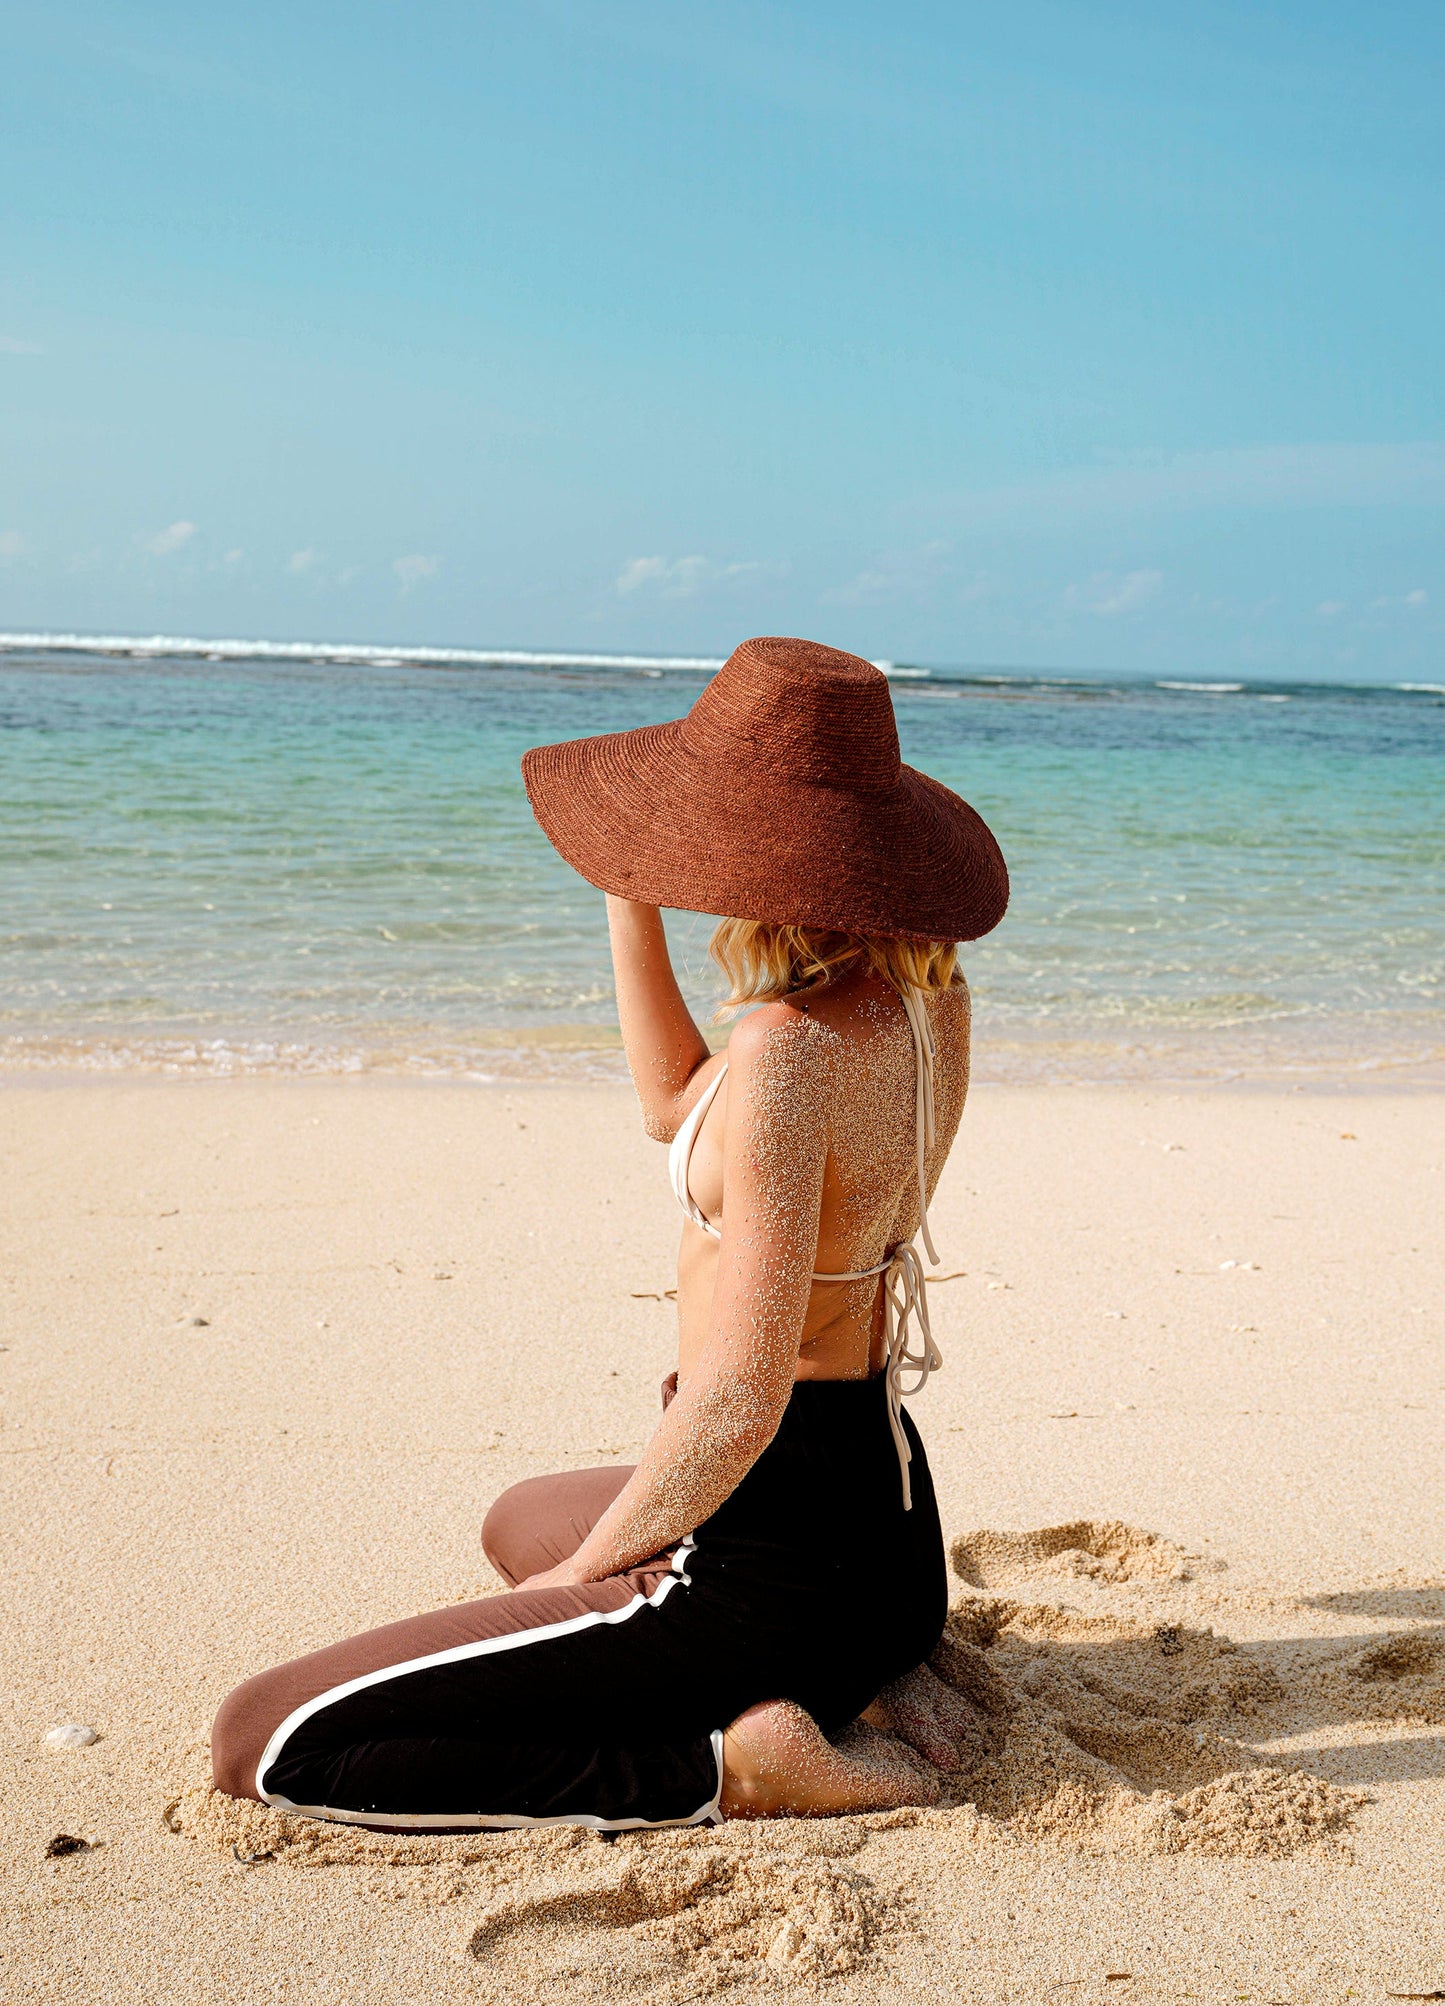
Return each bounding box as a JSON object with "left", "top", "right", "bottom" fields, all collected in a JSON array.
[{"left": 515, "top": 1559, "right": 591, "bottom": 1593}]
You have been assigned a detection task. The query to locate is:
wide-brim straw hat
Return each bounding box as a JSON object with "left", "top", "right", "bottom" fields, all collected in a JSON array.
[{"left": 522, "top": 635, "right": 1009, "bottom": 943}]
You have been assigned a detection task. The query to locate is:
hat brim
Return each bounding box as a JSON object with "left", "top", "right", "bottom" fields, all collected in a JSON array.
[{"left": 522, "top": 720, "right": 1008, "bottom": 943}]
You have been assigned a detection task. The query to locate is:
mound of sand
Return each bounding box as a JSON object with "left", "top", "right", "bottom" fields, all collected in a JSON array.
[
  {"left": 951, "top": 1519, "right": 1195, "bottom": 1590},
  {"left": 1346, "top": 1628, "right": 1445, "bottom": 1684},
  {"left": 1330, "top": 1626, "right": 1445, "bottom": 1726},
  {"left": 924, "top": 1587, "right": 1361, "bottom": 1856}
]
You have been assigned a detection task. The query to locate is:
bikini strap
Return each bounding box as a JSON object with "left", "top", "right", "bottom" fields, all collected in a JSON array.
[{"left": 668, "top": 1062, "right": 727, "bottom": 1236}]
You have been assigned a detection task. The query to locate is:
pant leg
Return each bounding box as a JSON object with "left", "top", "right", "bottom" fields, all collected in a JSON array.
[
  {"left": 211, "top": 1544, "right": 727, "bottom": 1832},
  {"left": 482, "top": 1466, "right": 634, "bottom": 1586}
]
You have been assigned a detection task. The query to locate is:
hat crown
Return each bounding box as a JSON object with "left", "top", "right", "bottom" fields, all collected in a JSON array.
[{"left": 681, "top": 636, "right": 901, "bottom": 790}]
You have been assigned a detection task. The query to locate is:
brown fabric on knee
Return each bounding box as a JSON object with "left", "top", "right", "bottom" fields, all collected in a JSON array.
[
  {"left": 480, "top": 1376, "right": 678, "bottom": 1587},
  {"left": 480, "top": 1383, "right": 677, "bottom": 1587},
  {"left": 481, "top": 1466, "right": 635, "bottom": 1587},
  {"left": 211, "top": 1567, "right": 669, "bottom": 1803}
]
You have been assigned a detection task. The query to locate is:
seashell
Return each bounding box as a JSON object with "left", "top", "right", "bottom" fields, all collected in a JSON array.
[{"left": 45, "top": 1723, "right": 99, "bottom": 1749}]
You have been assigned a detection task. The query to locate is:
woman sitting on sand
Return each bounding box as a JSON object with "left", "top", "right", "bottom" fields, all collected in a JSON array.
[{"left": 211, "top": 636, "right": 1008, "bottom": 1830}]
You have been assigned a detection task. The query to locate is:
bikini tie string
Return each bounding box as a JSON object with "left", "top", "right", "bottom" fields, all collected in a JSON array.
[{"left": 879, "top": 1241, "right": 942, "bottom": 1512}]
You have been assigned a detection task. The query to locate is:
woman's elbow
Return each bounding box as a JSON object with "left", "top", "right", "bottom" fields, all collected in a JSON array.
[
  {"left": 716, "top": 1383, "right": 790, "bottom": 1464},
  {"left": 641, "top": 1104, "right": 679, "bottom": 1144}
]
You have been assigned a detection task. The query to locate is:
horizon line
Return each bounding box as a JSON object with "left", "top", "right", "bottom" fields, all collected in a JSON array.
[{"left": 0, "top": 629, "right": 1438, "bottom": 694}]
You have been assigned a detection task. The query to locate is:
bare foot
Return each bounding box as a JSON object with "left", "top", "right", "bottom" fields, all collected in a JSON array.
[
  {"left": 861, "top": 1661, "right": 982, "bottom": 1771},
  {"left": 720, "top": 1698, "right": 938, "bottom": 1819}
]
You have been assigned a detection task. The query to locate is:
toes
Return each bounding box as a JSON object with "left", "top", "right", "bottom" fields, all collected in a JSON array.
[
  {"left": 882, "top": 1700, "right": 964, "bottom": 1771},
  {"left": 937, "top": 1686, "right": 982, "bottom": 1731},
  {"left": 889, "top": 1743, "right": 943, "bottom": 1804},
  {"left": 916, "top": 1728, "right": 963, "bottom": 1772},
  {"left": 908, "top": 1720, "right": 964, "bottom": 1771}
]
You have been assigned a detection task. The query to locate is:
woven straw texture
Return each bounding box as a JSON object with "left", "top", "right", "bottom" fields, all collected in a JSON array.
[{"left": 521, "top": 635, "right": 1009, "bottom": 943}]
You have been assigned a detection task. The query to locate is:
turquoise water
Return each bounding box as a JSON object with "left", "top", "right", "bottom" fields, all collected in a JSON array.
[{"left": 2, "top": 643, "right": 1442, "bottom": 1082}]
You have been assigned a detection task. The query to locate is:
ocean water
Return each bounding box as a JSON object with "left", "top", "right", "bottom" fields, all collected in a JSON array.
[{"left": 2, "top": 638, "right": 1442, "bottom": 1084}]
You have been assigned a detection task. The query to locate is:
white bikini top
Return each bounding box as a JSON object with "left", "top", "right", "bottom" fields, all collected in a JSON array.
[{"left": 667, "top": 983, "right": 944, "bottom": 1509}]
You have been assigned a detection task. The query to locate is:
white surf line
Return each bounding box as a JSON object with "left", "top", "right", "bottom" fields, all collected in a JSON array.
[
  {"left": 0, "top": 631, "right": 916, "bottom": 677},
  {"left": 0, "top": 631, "right": 727, "bottom": 672}
]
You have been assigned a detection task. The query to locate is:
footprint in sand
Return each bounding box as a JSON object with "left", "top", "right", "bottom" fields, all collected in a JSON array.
[
  {"left": 165, "top": 1757, "right": 896, "bottom": 1991},
  {"left": 465, "top": 1847, "right": 892, "bottom": 1985},
  {"left": 1347, "top": 1630, "right": 1445, "bottom": 1684}
]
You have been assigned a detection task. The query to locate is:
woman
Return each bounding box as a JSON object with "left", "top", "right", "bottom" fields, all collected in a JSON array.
[{"left": 211, "top": 635, "right": 1008, "bottom": 1831}]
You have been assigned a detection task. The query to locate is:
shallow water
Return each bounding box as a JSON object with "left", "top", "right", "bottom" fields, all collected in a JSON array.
[{"left": 2, "top": 644, "right": 1441, "bottom": 1082}]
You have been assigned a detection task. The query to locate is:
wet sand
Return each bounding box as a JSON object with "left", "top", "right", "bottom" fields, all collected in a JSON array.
[{"left": 2, "top": 1077, "right": 1442, "bottom": 2001}]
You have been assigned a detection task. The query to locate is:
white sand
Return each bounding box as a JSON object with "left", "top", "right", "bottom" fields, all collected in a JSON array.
[{"left": 2, "top": 1077, "right": 1442, "bottom": 2001}]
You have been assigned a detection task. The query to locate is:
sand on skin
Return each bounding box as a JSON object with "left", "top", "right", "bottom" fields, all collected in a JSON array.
[{"left": 1, "top": 1075, "right": 1442, "bottom": 2001}]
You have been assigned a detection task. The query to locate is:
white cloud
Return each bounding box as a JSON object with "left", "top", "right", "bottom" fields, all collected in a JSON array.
[
  {"left": 1406, "top": 588, "right": 1429, "bottom": 607},
  {"left": 0, "top": 335, "right": 44, "bottom": 355},
  {"left": 287, "top": 547, "right": 321, "bottom": 574},
  {"left": 1065, "top": 568, "right": 1163, "bottom": 617},
  {"left": 1316, "top": 599, "right": 1347, "bottom": 617},
  {"left": 615, "top": 553, "right": 781, "bottom": 597},
  {"left": 221, "top": 547, "right": 244, "bottom": 567},
  {"left": 393, "top": 554, "right": 441, "bottom": 589},
  {"left": 0, "top": 529, "right": 27, "bottom": 561},
  {"left": 616, "top": 555, "right": 671, "bottom": 593},
  {"left": 146, "top": 519, "right": 198, "bottom": 556},
  {"left": 1371, "top": 588, "right": 1429, "bottom": 610}
]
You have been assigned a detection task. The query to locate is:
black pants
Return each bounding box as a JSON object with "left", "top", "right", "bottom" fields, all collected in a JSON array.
[{"left": 210, "top": 1377, "right": 947, "bottom": 1831}]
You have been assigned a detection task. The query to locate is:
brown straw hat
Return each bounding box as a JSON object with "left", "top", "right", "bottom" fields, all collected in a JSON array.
[{"left": 521, "top": 635, "right": 1009, "bottom": 942}]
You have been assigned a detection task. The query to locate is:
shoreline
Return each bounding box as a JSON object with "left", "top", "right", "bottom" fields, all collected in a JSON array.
[
  {"left": 3, "top": 1021, "right": 1442, "bottom": 1091},
  {"left": 5, "top": 1071, "right": 1445, "bottom": 1102}
]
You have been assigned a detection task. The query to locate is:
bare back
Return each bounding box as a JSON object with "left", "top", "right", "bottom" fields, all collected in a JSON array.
[{"left": 675, "top": 968, "right": 970, "bottom": 1383}]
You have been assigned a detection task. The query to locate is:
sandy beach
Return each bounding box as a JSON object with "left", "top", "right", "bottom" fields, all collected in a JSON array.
[{"left": 3, "top": 1074, "right": 1443, "bottom": 2002}]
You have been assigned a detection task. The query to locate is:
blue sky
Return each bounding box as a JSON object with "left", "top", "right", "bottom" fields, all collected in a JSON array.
[{"left": 2, "top": 0, "right": 1442, "bottom": 677}]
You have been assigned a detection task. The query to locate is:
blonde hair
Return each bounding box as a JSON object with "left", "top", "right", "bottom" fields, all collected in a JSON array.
[{"left": 710, "top": 918, "right": 960, "bottom": 1018}]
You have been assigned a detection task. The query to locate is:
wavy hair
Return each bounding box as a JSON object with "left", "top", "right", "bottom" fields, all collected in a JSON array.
[{"left": 709, "top": 918, "right": 960, "bottom": 1018}]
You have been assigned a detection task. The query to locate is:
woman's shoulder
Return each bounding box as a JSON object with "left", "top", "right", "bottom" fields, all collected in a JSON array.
[
  {"left": 931, "top": 979, "right": 972, "bottom": 1118},
  {"left": 723, "top": 1001, "right": 843, "bottom": 1099},
  {"left": 935, "top": 975, "right": 971, "bottom": 1029}
]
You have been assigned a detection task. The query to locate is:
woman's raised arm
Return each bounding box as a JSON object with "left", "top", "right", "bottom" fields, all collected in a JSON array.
[
  {"left": 606, "top": 895, "right": 713, "bottom": 1140},
  {"left": 534, "top": 1006, "right": 833, "bottom": 1583}
]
